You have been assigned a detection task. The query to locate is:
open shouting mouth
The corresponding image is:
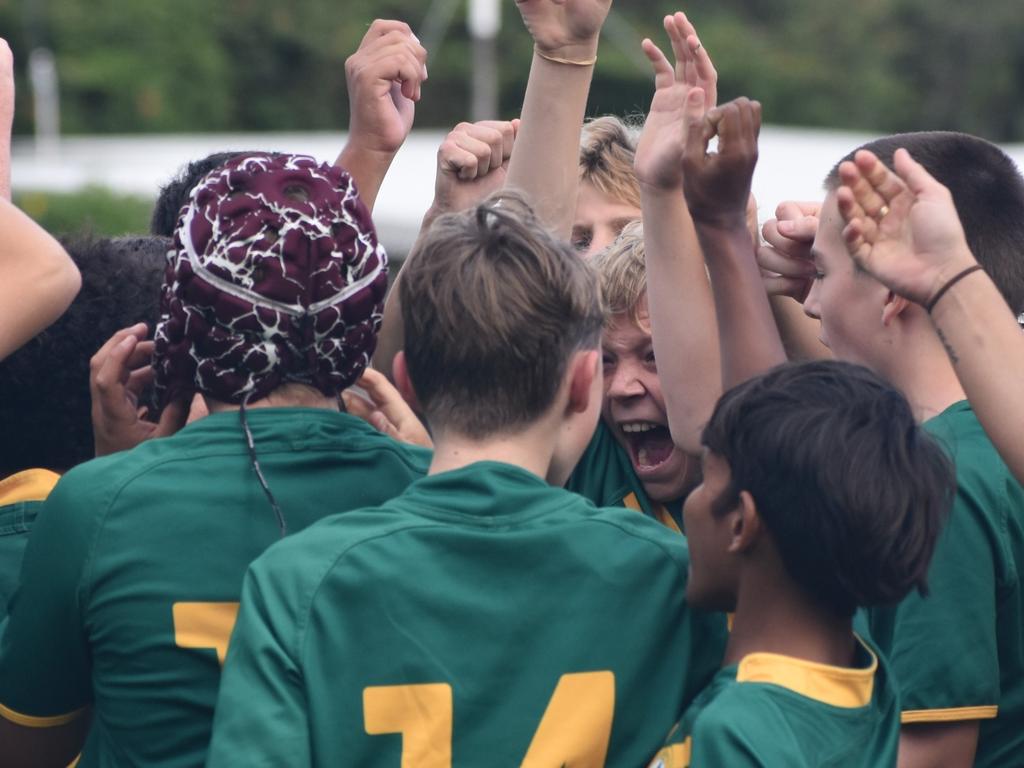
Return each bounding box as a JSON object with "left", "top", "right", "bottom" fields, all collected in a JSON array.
[{"left": 619, "top": 421, "right": 676, "bottom": 476}]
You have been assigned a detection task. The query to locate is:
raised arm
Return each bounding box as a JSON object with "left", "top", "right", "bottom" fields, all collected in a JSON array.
[
  {"left": 0, "top": 39, "right": 14, "bottom": 201},
  {"left": 505, "top": 0, "right": 612, "bottom": 237},
  {"left": 757, "top": 201, "right": 833, "bottom": 361},
  {"left": 372, "top": 119, "right": 517, "bottom": 381},
  {"left": 0, "top": 200, "right": 81, "bottom": 361},
  {"left": 682, "top": 98, "right": 786, "bottom": 388},
  {"left": 838, "top": 147, "right": 1024, "bottom": 488},
  {"left": 633, "top": 12, "right": 720, "bottom": 454},
  {"left": 0, "top": 41, "right": 80, "bottom": 360},
  {"left": 334, "top": 20, "right": 428, "bottom": 212}
]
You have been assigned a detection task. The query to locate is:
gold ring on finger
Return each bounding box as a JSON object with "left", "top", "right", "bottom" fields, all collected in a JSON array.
[{"left": 878, "top": 204, "right": 891, "bottom": 219}]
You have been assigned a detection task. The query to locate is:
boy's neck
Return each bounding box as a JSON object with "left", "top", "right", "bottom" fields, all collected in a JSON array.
[
  {"left": 428, "top": 423, "right": 558, "bottom": 481},
  {"left": 205, "top": 383, "right": 339, "bottom": 414},
  {"left": 725, "top": 570, "right": 857, "bottom": 670}
]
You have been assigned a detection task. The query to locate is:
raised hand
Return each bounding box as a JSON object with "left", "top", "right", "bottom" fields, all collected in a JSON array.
[
  {"left": 757, "top": 201, "right": 820, "bottom": 301},
  {"left": 427, "top": 119, "right": 518, "bottom": 222},
  {"left": 837, "top": 149, "right": 976, "bottom": 306},
  {"left": 682, "top": 97, "right": 762, "bottom": 231},
  {"left": 342, "top": 368, "right": 433, "bottom": 449},
  {"left": 344, "top": 20, "right": 428, "bottom": 158},
  {"left": 91, "top": 324, "right": 188, "bottom": 456},
  {"left": 0, "top": 39, "right": 15, "bottom": 202},
  {"left": 514, "top": 0, "right": 613, "bottom": 61},
  {"left": 634, "top": 12, "right": 717, "bottom": 191}
]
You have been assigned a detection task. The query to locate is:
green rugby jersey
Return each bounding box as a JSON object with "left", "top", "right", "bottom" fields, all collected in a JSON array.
[
  {"left": 207, "top": 461, "right": 727, "bottom": 768},
  {"left": 866, "top": 400, "right": 1024, "bottom": 768},
  {"left": 567, "top": 419, "right": 684, "bottom": 532},
  {"left": 0, "top": 469, "right": 59, "bottom": 622},
  {"left": 648, "top": 636, "right": 899, "bottom": 767},
  {"left": 0, "top": 408, "right": 430, "bottom": 768}
]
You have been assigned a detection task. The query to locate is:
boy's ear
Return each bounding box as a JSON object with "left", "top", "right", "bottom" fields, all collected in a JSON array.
[
  {"left": 881, "top": 291, "right": 911, "bottom": 327},
  {"left": 566, "top": 349, "right": 600, "bottom": 415},
  {"left": 727, "top": 490, "right": 762, "bottom": 554},
  {"left": 392, "top": 351, "right": 422, "bottom": 414}
]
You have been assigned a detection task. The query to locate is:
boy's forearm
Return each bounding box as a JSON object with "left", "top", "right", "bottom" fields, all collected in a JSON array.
[
  {"left": 641, "top": 186, "right": 721, "bottom": 454},
  {"left": 699, "top": 221, "right": 787, "bottom": 388},
  {"left": 929, "top": 265, "right": 1024, "bottom": 485},
  {"left": 0, "top": 200, "right": 81, "bottom": 360},
  {"left": 769, "top": 295, "right": 832, "bottom": 362},
  {"left": 505, "top": 51, "right": 597, "bottom": 238},
  {"left": 334, "top": 144, "right": 396, "bottom": 214}
]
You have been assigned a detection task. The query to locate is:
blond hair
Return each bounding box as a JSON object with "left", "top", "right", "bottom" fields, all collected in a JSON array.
[
  {"left": 401, "top": 193, "right": 605, "bottom": 438},
  {"left": 578, "top": 116, "right": 642, "bottom": 209},
  {"left": 589, "top": 220, "right": 648, "bottom": 329}
]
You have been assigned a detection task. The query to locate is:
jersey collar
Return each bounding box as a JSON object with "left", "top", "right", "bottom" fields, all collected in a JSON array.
[{"left": 735, "top": 634, "right": 877, "bottom": 708}]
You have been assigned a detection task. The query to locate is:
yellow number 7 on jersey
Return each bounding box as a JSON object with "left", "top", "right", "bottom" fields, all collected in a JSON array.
[
  {"left": 172, "top": 602, "right": 240, "bottom": 664},
  {"left": 364, "top": 671, "right": 615, "bottom": 767}
]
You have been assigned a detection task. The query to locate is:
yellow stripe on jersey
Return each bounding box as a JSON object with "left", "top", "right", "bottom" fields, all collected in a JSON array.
[
  {"left": 648, "top": 737, "right": 692, "bottom": 768},
  {"left": 0, "top": 700, "right": 87, "bottom": 728},
  {"left": 736, "top": 635, "right": 876, "bottom": 708},
  {"left": 655, "top": 505, "right": 682, "bottom": 534},
  {"left": 901, "top": 705, "right": 998, "bottom": 724},
  {"left": 0, "top": 468, "right": 61, "bottom": 505},
  {"left": 622, "top": 492, "right": 682, "bottom": 534}
]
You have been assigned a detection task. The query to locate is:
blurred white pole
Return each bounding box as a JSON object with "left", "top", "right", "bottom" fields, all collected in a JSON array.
[
  {"left": 28, "top": 48, "right": 59, "bottom": 159},
  {"left": 469, "top": 0, "right": 500, "bottom": 121}
]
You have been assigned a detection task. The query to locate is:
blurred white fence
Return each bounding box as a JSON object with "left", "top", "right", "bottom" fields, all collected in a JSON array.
[{"left": 12, "top": 129, "right": 1024, "bottom": 255}]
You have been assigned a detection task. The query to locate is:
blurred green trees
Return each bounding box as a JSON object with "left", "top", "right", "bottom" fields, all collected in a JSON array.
[{"left": 0, "top": 0, "right": 1021, "bottom": 141}]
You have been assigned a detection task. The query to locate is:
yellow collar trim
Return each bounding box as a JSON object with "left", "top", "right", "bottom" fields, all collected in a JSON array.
[
  {"left": 736, "top": 635, "right": 876, "bottom": 708},
  {"left": 0, "top": 469, "right": 61, "bottom": 505}
]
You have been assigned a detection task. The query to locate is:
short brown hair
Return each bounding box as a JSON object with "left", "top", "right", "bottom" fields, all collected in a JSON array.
[
  {"left": 826, "top": 131, "right": 1024, "bottom": 315},
  {"left": 579, "top": 116, "right": 642, "bottom": 209},
  {"left": 590, "top": 220, "right": 647, "bottom": 328},
  {"left": 400, "top": 194, "right": 604, "bottom": 438}
]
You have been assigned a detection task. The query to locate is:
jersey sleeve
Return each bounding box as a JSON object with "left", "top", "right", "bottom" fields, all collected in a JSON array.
[
  {"left": 869, "top": 484, "right": 1001, "bottom": 723},
  {"left": 688, "top": 707, "right": 772, "bottom": 767},
  {"left": 206, "top": 552, "right": 310, "bottom": 768},
  {"left": 0, "top": 472, "right": 97, "bottom": 725}
]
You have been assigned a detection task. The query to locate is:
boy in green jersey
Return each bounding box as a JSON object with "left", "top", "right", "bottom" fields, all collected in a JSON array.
[
  {"left": 206, "top": 193, "right": 727, "bottom": 768},
  {"left": 820, "top": 145, "right": 1024, "bottom": 768},
  {"left": 649, "top": 360, "right": 954, "bottom": 768},
  {"left": 0, "top": 152, "right": 431, "bottom": 768},
  {"left": 566, "top": 222, "right": 702, "bottom": 533},
  {"left": 633, "top": 11, "right": 1024, "bottom": 758},
  {"left": 0, "top": 235, "right": 167, "bottom": 622}
]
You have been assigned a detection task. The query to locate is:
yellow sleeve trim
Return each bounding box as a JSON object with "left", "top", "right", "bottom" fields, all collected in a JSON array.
[
  {"left": 0, "top": 468, "right": 61, "bottom": 505},
  {"left": 0, "top": 700, "right": 88, "bottom": 728},
  {"left": 901, "top": 706, "right": 998, "bottom": 724}
]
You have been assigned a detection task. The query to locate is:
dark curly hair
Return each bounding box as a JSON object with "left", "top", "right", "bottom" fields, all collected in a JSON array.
[
  {"left": 0, "top": 235, "right": 168, "bottom": 476},
  {"left": 150, "top": 151, "right": 273, "bottom": 236}
]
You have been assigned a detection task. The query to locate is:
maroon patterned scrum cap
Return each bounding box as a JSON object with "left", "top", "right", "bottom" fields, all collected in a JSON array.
[{"left": 153, "top": 153, "right": 388, "bottom": 405}]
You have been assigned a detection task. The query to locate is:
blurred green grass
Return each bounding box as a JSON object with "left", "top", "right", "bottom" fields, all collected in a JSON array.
[{"left": 15, "top": 186, "right": 154, "bottom": 238}]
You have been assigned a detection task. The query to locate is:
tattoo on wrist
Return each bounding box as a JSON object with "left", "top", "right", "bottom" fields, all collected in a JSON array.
[{"left": 936, "top": 327, "right": 960, "bottom": 366}]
